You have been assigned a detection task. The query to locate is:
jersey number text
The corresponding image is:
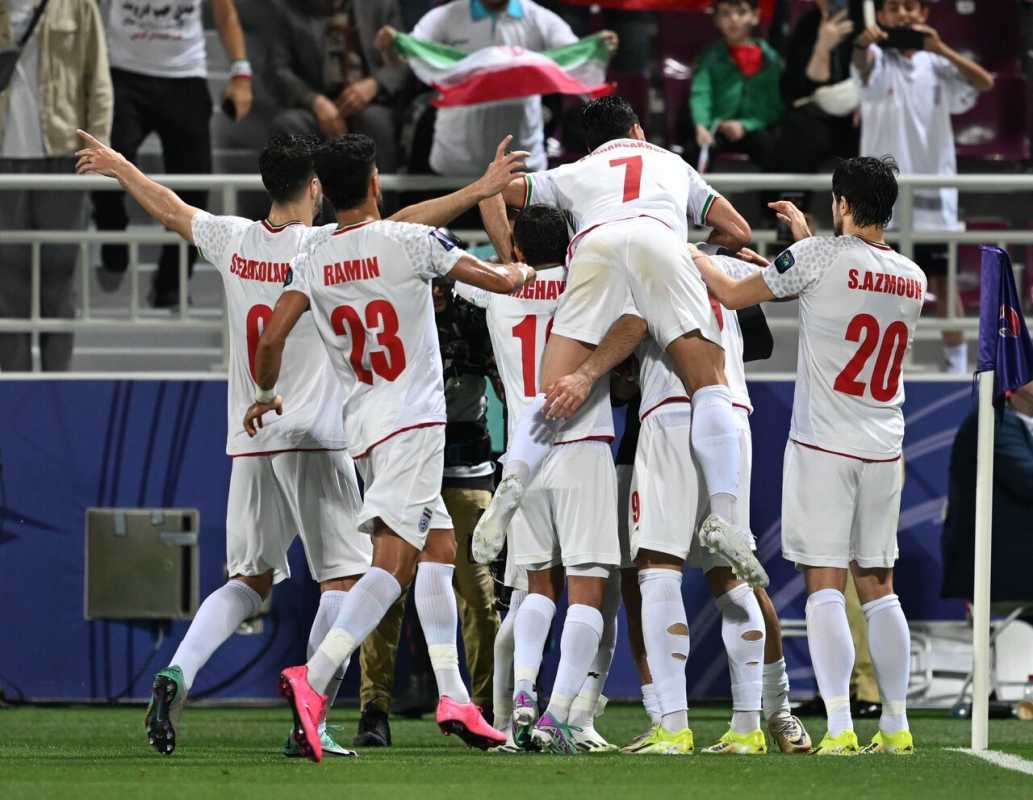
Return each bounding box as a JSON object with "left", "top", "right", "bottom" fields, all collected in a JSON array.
[
  {"left": 833, "top": 313, "right": 909, "bottom": 402},
  {"left": 512, "top": 314, "right": 554, "bottom": 397},
  {"left": 246, "top": 304, "right": 274, "bottom": 382},
  {"left": 331, "top": 300, "right": 406, "bottom": 384},
  {"left": 609, "top": 155, "right": 643, "bottom": 203}
]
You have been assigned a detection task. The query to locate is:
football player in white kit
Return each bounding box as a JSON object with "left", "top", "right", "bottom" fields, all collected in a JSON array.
[
  {"left": 472, "top": 95, "right": 768, "bottom": 590},
  {"left": 75, "top": 130, "right": 528, "bottom": 758},
  {"left": 468, "top": 199, "right": 623, "bottom": 754},
  {"left": 244, "top": 134, "right": 535, "bottom": 762},
  {"left": 693, "top": 157, "right": 926, "bottom": 756}
]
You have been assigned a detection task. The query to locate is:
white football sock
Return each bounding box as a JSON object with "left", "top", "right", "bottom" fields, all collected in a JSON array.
[
  {"left": 690, "top": 385, "right": 741, "bottom": 525},
  {"left": 501, "top": 394, "right": 560, "bottom": 483},
  {"left": 307, "top": 567, "right": 401, "bottom": 695},
  {"left": 415, "top": 562, "right": 470, "bottom": 704},
  {"left": 513, "top": 593, "right": 556, "bottom": 700},
  {"left": 641, "top": 683, "right": 661, "bottom": 726},
  {"left": 762, "top": 658, "right": 792, "bottom": 721},
  {"left": 170, "top": 579, "right": 262, "bottom": 692},
  {"left": 863, "top": 594, "right": 911, "bottom": 734},
  {"left": 944, "top": 342, "right": 968, "bottom": 374},
  {"left": 805, "top": 588, "right": 855, "bottom": 737},
  {"left": 570, "top": 575, "right": 621, "bottom": 728},
  {"left": 639, "top": 569, "right": 690, "bottom": 732},
  {"left": 308, "top": 589, "right": 349, "bottom": 733},
  {"left": 493, "top": 589, "right": 526, "bottom": 728},
  {"left": 545, "top": 604, "right": 604, "bottom": 724},
  {"left": 716, "top": 583, "right": 764, "bottom": 732}
]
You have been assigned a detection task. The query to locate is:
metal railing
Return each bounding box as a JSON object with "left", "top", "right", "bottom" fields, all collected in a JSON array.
[{"left": 1, "top": 172, "right": 1031, "bottom": 372}]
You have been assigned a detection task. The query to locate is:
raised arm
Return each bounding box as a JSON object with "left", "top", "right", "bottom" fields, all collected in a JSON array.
[
  {"left": 75, "top": 130, "right": 199, "bottom": 242},
  {"left": 705, "top": 197, "right": 752, "bottom": 251},
  {"left": 690, "top": 244, "right": 774, "bottom": 311},
  {"left": 448, "top": 254, "right": 534, "bottom": 295},
  {"left": 243, "top": 290, "right": 311, "bottom": 436},
  {"left": 211, "top": 0, "right": 253, "bottom": 120},
  {"left": 389, "top": 136, "right": 529, "bottom": 228},
  {"left": 478, "top": 192, "right": 514, "bottom": 262}
]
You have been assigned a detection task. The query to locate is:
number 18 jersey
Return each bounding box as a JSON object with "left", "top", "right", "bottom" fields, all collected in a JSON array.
[
  {"left": 762, "top": 235, "right": 927, "bottom": 460},
  {"left": 191, "top": 212, "right": 347, "bottom": 456}
]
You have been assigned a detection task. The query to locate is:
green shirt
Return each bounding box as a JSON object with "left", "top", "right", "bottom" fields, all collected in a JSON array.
[{"left": 690, "top": 39, "right": 784, "bottom": 133}]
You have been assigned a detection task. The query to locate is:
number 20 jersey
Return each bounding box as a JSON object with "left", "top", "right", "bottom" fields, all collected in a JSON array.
[
  {"left": 191, "top": 212, "right": 347, "bottom": 456},
  {"left": 761, "top": 235, "right": 927, "bottom": 460},
  {"left": 288, "top": 219, "right": 464, "bottom": 459}
]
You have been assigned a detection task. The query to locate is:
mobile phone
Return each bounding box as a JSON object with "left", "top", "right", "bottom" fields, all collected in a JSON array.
[
  {"left": 880, "top": 26, "right": 926, "bottom": 51},
  {"left": 222, "top": 96, "right": 237, "bottom": 119},
  {"left": 826, "top": 0, "right": 849, "bottom": 14}
]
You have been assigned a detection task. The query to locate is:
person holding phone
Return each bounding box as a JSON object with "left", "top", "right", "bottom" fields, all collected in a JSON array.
[{"left": 852, "top": 0, "right": 994, "bottom": 374}]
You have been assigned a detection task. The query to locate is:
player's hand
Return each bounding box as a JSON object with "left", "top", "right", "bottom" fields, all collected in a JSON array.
[
  {"left": 243, "top": 396, "right": 284, "bottom": 437},
  {"left": 816, "top": 9, "right": 854, "bottom": 53},
  {"left": 313, "top": 94, "right": 346, "bottom": 138},
  {"left": 768, "top": 200, "right": 813, "bottom": 242},
  {"left": 544, "top": 370, "right": 592, "bottom": 419},
  {"left": 911, "top": 24, "right": 944, "bottom": 55},
  {"left": 695, "top": 124, "right": 714, "bottom": 148},
  {"left": 223, "top": 77, "right": 253, "bottom": 121},
  {"left": 74, "top": 129, "right": 126, "bottom": 177},
  {"left": 599, "top": 29, "right": 619, "bottom": 52},
  {"left": 337, "top": 77, "right": 379, "bottom": 118},
  {"left": 718, "top": 120, "right": 745, "bottom": 142},
  {"left": 375, "top": 25, "right": 398, "bottom": 52},
  {"left": 475, "top": 135, "right": 530, "bottom": 199},
  {"left": 735, "top": 246, "right": 770, "bottom": 267},
  {"left": 854, "top": 24, "right": 887, "bottom": 49},
  {"left": 509, "top": 261, "right": 535, "bottom": 289}
]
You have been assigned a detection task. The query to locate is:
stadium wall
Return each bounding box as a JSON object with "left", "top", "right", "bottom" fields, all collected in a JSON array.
[{"left": 0, "top": 377, "right": 970, "bottom": 702}]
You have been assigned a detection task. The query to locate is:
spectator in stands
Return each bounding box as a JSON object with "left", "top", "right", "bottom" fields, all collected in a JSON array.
[
  {"left": 853, "top": 0, "right": 994, "bottom": 375},
  {"left": 777, "top": 0, "right": 859, "bottom": 171},
  {"left": 942, "top": 380, "right": 1033, "bottom": 604},
  {"left": 376, "top": 1, "right": 615, "bottom": 176},
  {"left": 268, "top": 0, "right": 406, "bottom": 180},
  {"left": 689, "top": 0, "right": 783, "bottom": 168},
  {"left": 0, "top": 0, "right": 112, "bottom": 371},
  {"left": 92, "top": 0, "right": 252, "bottom": 309}
]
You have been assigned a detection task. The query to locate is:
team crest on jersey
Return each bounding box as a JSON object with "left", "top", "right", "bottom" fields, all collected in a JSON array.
[
  {"left": 774, "top": 249, "right": 795, "bottom": 273},
  {"left": 282, "top": 267, "right": 293, "bottom": 287},
  {"left": 418, "top": 507, "right": 433, "bottom": 534},
  {"left": 430, "top": 229, "right": 459, "bottom": 251}
]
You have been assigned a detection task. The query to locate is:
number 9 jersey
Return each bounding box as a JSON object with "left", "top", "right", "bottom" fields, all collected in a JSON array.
[
  {"left": 761, "top": 235, "right": 927, "bottom": 461},
  {"left": 287, "top": 219, "right": 465, "bottom": 459}
]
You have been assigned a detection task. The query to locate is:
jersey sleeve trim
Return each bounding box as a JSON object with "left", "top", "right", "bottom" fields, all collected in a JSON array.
[
  {"left": 699, "top": 193, "right": 717, "bottom": 226},
  {"left": 522, "top": 175, "right": 533, "bottom": 209}
]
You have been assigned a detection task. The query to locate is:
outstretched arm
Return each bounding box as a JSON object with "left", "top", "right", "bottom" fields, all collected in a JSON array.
[
  {"left": 448, "top": 254, "right": 533, "bottom": 295},
  {"left": 691, "top": 244, "right": 774, "bottom": 310},
  {"left": 244, "top": 290, "right": 310, "bottom": 436},
  {"left": 478, "top": 192, "right": 514, "bottom": 262},
  {"left": 389, "top": 136, "right": 529, "bottom": 228},
  {"left": 704, "top": 196, "right": 752, "bottom": 251},
  {"left": 544, "top": 314, "right": 648, "bottom": 419},
  {"left": 75, "top": 130, "right": 199, "bottom": 242}
]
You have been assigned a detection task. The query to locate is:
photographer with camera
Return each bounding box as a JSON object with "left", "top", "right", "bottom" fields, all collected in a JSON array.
[{"left": 853, "top": 0, "right": 993, "bottom": 374}]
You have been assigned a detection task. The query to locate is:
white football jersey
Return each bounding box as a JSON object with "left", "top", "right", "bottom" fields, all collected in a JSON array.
[
  {"left": 191, "top": 213, "right": 346, "bottom": 456},
  {"left": 288, "top": 220, "right": 464, "bottom": 458},
  {"left": 456, "top": 264, "right": 614, "bottom": 445},
  {"left": 523, "top": 138, "right": 720, "bottom": 252},
  {"left": 762, "top": 236, "right": 927, "bottom": 460}
]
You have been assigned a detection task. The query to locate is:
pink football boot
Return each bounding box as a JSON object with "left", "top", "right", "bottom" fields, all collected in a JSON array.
[
  {"left": 436, "top": 696, "right": 507, "bottom": 750},
  {"left": 279, "top": 665, "right": 327, "bottom": 763}
]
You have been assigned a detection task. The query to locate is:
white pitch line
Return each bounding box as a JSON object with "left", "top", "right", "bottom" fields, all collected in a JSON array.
[{"left": 949, "top": 748, "right": 1033, "bottom": 776}]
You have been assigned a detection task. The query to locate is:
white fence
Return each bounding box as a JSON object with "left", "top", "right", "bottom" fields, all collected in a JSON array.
[{"left": 1, "top": 172, "right": 1031, "bottom": 371}]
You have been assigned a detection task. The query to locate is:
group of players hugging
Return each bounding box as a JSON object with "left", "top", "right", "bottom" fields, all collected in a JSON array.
[{"left": 75, "top": 91, "right": 925, "bottom": 762}]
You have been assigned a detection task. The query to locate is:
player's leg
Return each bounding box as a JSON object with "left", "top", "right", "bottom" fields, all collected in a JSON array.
[
  {"left": 637, "top": 554, "right": 691, "bottom": 734},
  {"left": 512, "top": 566, "right": 563, "bottom": 748},
  {"left": 618, "top": 567, "right": 663, "bottom": 752},
  {"left": 569, "top": 571, "right": 621, "bottom": 750},
  {"left": 756, "top": 586, "right": 812, "bottom": 753},
  {"left": 414, "top": 530, "right": 469, "bottom": 705},
  {"left": 492, "top": 571, "right": 527, "bottom": 747}
]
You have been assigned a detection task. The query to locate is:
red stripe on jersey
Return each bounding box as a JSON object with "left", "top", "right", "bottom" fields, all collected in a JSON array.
[
  {"left": 355, "top": 421, "right": 446, "bottom": 458},
  {"left": 640, "top": 396, "right": 691, "bottom": 421},
  {"left": 231, "top": 447, "right": 337, "bottom": 458},
  {"left": 333, "top": 220, "right": 377, "bottom": 236},
  {"left": 261, "top": 219, "right": 303, "bottom": 233},
  {"left": 856, "top": 235, "right": 893, "bottom": 251},
  {"left": 733, "top": 402, "right": 753, "bottom": 415},
  {"left": 791, "top": 439, "right": 900, "bottom": 464},
  {"left": 554, "top": 434, "right": 615, "bottom": 446}
]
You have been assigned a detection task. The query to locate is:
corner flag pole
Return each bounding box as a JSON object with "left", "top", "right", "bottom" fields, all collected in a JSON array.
[{"left": 971, "top": 369, "right": 994, "bottom": 752}]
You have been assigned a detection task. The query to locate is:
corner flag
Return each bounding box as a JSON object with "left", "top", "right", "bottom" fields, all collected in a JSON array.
[{"left": 976, "top": 246, "right": 1033, "bottom": 394}]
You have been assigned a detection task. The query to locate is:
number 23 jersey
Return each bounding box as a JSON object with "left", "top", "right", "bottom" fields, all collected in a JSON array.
[
  {"left": 762, "top": 235, "right": 927, "bottom": 460},
  {"left": 191, "top": 212, "right": 347, "bottom": 456},
  {"left": 288, "top": 220, "right": 465, "bottom": 459}
]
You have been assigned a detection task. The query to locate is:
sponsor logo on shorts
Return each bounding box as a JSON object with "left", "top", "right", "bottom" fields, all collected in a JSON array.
[
  {"left": 774, "top": 249, "right": 795, "bottom": 273},
  {"left": 418, "top": 507, "right": 433, "bottom": 534}
]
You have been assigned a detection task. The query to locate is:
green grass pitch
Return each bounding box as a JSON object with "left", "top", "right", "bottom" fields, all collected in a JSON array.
[{"left": 1, "top": 704, "right": 1032, "bottom": 799}]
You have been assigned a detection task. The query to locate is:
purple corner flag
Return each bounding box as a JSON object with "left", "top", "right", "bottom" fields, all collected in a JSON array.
[{"left": 977, "top": 246, "right": 1033, "bottom": 396}]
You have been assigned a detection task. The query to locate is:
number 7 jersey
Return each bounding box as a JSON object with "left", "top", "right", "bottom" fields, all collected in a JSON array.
[{"left": 761, "top": 235, "right": 927, "bottom": 460}]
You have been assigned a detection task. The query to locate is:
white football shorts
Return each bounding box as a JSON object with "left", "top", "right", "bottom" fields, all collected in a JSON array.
[
  {"left": 225, "top": 449, "right": 371, "bottom": 584},
  {"left": 355, "top": 424, "right": 454, "bottom": 550},
  {"left": 780, "top": 440, "right": 903, "bottom": 569},
  {"left": 511, "top": 440, "right": 621, "bottom": 569}
]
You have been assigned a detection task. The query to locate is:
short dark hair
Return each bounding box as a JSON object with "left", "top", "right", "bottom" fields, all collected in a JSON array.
[
  {"left": 832, "top": 156, "right": 900, "bottom": 228},
  {"left": 581, "top": 94, "right": 639, "bottom": 152},
  {"left": 259, "top": 134, "right": 321, "bottom": 203},
  {"left": 512, "top": 205, "right": 570, "bottom": 267},
  {"left": 314, "top": 134, "right": 377, "bottom": 211}
]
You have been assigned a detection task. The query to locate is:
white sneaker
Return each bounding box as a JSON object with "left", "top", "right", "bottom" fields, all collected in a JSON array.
[
  {"left": 768, "top": 713, "right": 812, "bottom": 753},
  {"left": 698, "top": 514, "right": 769, "bottom": 588},
  {"left": 490, "top": 729, "right": 524, "bottom": 753},
  {"left": 472, "top": 474, "right": 525, "bottom": 564},
  {"left": 573, "top": 725, "right": 618, "bottom": 752}
]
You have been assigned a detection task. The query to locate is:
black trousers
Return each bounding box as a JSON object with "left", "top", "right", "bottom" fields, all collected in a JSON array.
[{"left": 91, "top": 68, "right": 213, "bottom": 296}]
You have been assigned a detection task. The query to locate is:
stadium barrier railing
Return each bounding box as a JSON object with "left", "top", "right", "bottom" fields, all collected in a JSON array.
[{"left": 0, "top": 172, "right": 1031, "bottom": 372}]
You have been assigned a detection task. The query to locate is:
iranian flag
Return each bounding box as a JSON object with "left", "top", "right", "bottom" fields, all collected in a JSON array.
[{"left": 394, "top": 32, "right": 615, "bottom": 108}]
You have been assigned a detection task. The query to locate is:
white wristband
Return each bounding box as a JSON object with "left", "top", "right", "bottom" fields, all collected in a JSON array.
[
  {"left": 518, "top": 265, "right": 534, "bottom": 283},
  {"left": 255, "top": 386, "right": 276, "bottom": 404},
  {"left": 229, "top": 59, "right": 253, "bottom": 79}
]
